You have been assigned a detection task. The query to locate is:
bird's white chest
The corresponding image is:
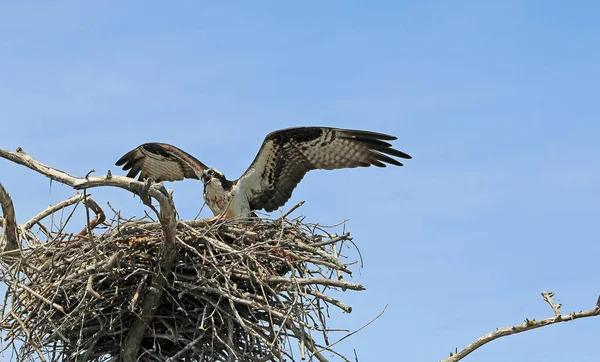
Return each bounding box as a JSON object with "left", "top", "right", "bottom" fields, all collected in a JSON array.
[
  {"left": 203, "top": 181, "right": 231, "bottom": 215},
  {"left": 203, "top": 181, "right": 251, "bottom": 217}
]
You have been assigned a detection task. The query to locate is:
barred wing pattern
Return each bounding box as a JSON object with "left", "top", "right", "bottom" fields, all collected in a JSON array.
[
  {"left": 115, "top": 143, "right": 208, "bottom": 182},
  {"left": 236, "top": 127, "right": 411, "bottom": 212}
]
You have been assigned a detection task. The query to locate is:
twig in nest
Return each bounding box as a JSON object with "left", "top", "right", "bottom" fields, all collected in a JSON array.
[{"left": 279, "top": 201, "right": 305, "bottom": 220}]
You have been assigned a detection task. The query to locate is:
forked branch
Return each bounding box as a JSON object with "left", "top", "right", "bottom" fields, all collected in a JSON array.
[{"left": 441, "top": 292, "right": 600, "bottom": 362}]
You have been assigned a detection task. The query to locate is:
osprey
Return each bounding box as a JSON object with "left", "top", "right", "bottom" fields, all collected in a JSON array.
[{"left": 116, "top": 127, "right": 411, "bottom": 219}]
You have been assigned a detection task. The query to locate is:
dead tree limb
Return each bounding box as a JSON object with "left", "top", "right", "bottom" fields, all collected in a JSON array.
[
  {"left": 0, "top": 182, "right": 18, "bottom": 251},
  {"left": 0, "top": 146, "right": 180, "bottom": 362},
  {"left": 441, "top": 292, "right": 600, "bottom": 362}
]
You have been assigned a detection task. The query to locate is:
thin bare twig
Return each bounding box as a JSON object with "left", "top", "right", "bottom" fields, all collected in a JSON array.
[
  {"left": 279, "top": 201, "right": 305, "bottom": 220},
  {"left": 261, "top": 276, "right": 364, "bottom": 291}
]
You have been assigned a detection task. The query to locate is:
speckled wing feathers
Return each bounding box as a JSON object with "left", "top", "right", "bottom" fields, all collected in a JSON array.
[
  {"left": 237, "top": 127, "right": 411, "bottom": 212},
  {"left": 115, "top": 143, "right": 208, "bottom": 182}
]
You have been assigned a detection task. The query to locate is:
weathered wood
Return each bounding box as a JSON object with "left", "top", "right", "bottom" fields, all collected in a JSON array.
[{"left": 0, "top": 182, "right": 18, "bottom": 251}]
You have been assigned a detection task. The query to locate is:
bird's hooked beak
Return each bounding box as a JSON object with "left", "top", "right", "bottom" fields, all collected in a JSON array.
[{"left": 201, "top": 170, "right": 210, "bottom": 184}]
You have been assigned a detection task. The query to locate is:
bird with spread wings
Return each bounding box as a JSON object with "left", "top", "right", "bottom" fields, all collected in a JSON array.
[{"left": 116, "top": 126, "right": 411, "bottom": 219}]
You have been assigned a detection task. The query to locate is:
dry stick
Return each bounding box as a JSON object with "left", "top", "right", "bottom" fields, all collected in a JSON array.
[
  {"left": 441, "top": 292, "right": 600, "bottom": 362},
  {"left": 331, "top": 242, "right": 344, "bottom": 282},
  {"left": 311, "top": 232, "right": 351, "bottom": 247},
  {"left": 0, "top": 182, "right": 19, "bottom": 252},
  {"left": 16, "top": 282, "right": 67, "bottom": 315},
  {"left": 0, "top": 147, "right": 181, "bottom": 362},
  {"left": 286, "top": 251, "right": 353, "bottom": 275},
  {"left": 23, "top": 193, "right": 85, "bottom": 230},
  {"left": 226, "top": 271, "right": 363, "bottom": 292},
  {"left": 263, "top": 276, "right": 365, "bottom": 291},
  {"left": 279, "top": 200, "right": 305, "bottom": 220},
  {"left": 306, "top": 288, "right": 353, "bottom": 314}
]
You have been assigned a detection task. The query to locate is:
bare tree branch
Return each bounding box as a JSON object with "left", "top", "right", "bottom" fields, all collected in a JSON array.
[
  {"left": 441, "top": 292, "right": 600, "bottom": 362},
  {"left": 0, "top": 182, "right": 19, "bottom": 251}
]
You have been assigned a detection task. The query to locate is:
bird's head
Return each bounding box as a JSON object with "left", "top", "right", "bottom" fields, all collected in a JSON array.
[{"left": 201, "top": 168, "right": 226, "bottom": 185}]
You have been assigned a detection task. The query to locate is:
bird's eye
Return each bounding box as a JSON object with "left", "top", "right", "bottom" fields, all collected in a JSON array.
[{"left": 208, "top": 170, "right": 215, "bottom": 175}]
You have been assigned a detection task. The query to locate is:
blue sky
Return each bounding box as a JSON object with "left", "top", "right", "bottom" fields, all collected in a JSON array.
[{"left": 1, "top": 1, "right": 599, "bottom": 361}]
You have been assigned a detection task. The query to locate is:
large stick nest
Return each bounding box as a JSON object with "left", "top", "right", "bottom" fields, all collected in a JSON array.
[{"left": 0, "top": 198, "right": 362, "bottom": 362}]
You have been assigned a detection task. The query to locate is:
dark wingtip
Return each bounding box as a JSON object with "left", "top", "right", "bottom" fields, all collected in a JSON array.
[
  {"left": 383, "top": 147, "right": 411, "bottom": 160},
  {"left": 115, "top": 148, "right": 139, "bottom": 168},
  {"left": 115, "top": 153, "right": 127, "bottom": 167},
  {"left": 339, "top": 129, "right": 398, "bottom": 141},
  {"left": 340, "top": 129, "right": 412, "bottom": 164},
  {"left": 115, "top": 157, "right": 128, "bottom": 167},
  {"left": 372, "top": 151, "right": 405, "bottom": 166}
]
